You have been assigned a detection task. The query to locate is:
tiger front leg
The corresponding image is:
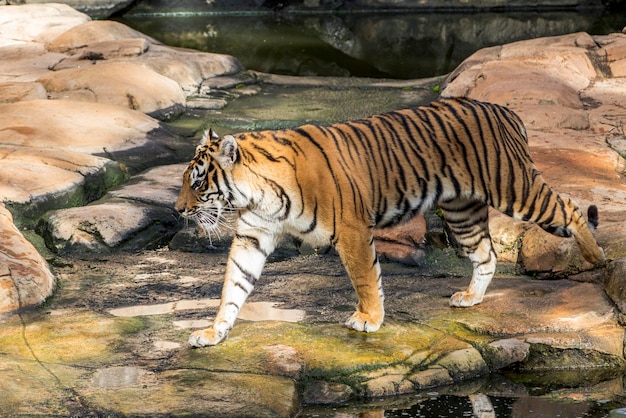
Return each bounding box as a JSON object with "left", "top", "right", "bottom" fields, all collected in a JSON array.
[
  {"left": 189, "top": 232, "right": 274, "bottom": 347},
  {"left": 336, "top": 230, "right": 385, "bottom": 332}
]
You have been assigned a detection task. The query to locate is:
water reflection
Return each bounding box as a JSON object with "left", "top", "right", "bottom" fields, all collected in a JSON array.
[
  {"left": 118, "top": 10, "right": 623, "bottom": 79},
  {"left": 301, "top": 377, "right": 623, "bottom": 417},
  {"left": 301, "top": 395, "right": 607, "bottom": 417}
]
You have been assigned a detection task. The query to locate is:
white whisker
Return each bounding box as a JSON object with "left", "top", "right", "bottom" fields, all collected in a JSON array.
[{"left": 188, "top": 203, "right": 242, "bottom": 245}]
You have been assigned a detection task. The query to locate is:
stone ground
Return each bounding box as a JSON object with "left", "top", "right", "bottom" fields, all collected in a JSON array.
[{"left": 2, "top": 244, "right": 625, "bottom": 416}]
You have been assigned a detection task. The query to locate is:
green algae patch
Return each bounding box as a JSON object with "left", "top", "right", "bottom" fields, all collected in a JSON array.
[
  {"left": 197, "top": 82, "right": 441, "bottom": 134},
  {"left": 0, "top": 310, "right": 145, "bottom": 366},
  {"left": 0, "top": 361, "right": 86, "bottom": 415},
  {"left": 282, "top": 321, "right": 443, "bottom": 372},
  {"left": 181, "top": 320, "right": 485, "bottom": 392},
  {"left": 80, "top": 368, "right": 299, "bottom": 417},
  {"left": 427, "top": 317, "right": 497, "bottom": 348}
]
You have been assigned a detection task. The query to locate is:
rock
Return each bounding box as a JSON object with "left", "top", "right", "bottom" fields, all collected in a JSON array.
[
  {"left": 108, "top": 164, "right": 185, "bottom": 206},
  {"left": 602, "top": 258, "right": 626, "bottom": 317},
  {"left": 0, "top": 3, "right": 89, "bottom": 46},
  {"left": 443, "top": 33, "right": 598, "bottom": 100},
  {"left": 0, "top": 99, "right": 159, "bottom": 154},
  {"left": 37, "top": 62, "right": 186, "bottom": 120},
  {"left": 0, "top": 99, "right": 189, "bottom": 228},
  {"left": 92, "top": 366, "right": 154, "bottom": 388},
  {"left": 408, "top": 367, "right": 454, "bottom": 389},
  {"left": 373, "top": 216, "right": 427, "bottom": 265},
  {"left": 262, "top": 344, "right": 303, "bottom": 379},
  {"left": 472, "top": 280, "right": 625, "bottom": 360},
  {"left": 41, "top": 164, "right": 185, "bottom": 254},
  {"left": 364, "top": 372, "right": 415, "bottom": 397},
  {"left": 75, "top": 37, "right": 150, "bottom": 59},
  {"left": 437, "top": 347, "right": 489, "bottom": 382},
  {"left": 2, "top": 244, "right": 625, "bottom": 414},
  {"left": 47, "top": 20, "right": 243, "bottom": 97},
  {"left": 483, "top": 339, "right": 531, "bottom": 370},
  {"left": 41, "top": 200, "right": 179, "bottom": 254},
  {"left": 302, "top": 381, "right": 355, "bottom": 404},
  {"left": 0, "top": 204, "right": 55, "bottom": 313},
  {"left": 46, "top": 20, "right": 155, "bottom": 52},
  {"left": 0, "top": 82, "right": 47, "bottom": 103},
  {"left": 518, "top": 226, "right": 593, "bottom": 278}
]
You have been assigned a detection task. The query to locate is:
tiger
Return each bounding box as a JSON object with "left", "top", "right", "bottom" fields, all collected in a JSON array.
[{"left": 174, "top": 97, "right": 605, "bottom": 347}]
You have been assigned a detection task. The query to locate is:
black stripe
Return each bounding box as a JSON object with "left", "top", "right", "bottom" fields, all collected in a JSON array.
[
  {"left": 294, "top": 126, "right": 343, "bottom": 209},
  {"left": 225, "top": 301, "right": 241, "bottom": 310},
  {"left": 232, "top": 259, "right": 258, "bottom": 285},
  {"left": 235, "top": 234, "right": 269, "bottom": 257}
]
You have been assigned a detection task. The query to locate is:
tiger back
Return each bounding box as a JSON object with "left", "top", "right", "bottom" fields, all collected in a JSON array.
[{"left": 175, "top": 97, "right": 605, "bottom": 347}]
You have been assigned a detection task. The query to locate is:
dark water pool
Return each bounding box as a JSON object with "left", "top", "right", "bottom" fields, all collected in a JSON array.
[
  {"left": 117, "top": 9, "right": 625, "bottom": 79},
  {"left": 299, "top": 371, "right": 626, "bottom": 417}
]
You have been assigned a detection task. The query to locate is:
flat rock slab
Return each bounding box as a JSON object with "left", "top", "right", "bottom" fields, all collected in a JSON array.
[
  {"left": 0, "top": 248, "right": 622, "bottom": 415},
  {"left": 0, "top": 99, "right": 188, "bottom": 227},
  {"left": 41, "top": 164, "right": 186, "bottom": 254}
]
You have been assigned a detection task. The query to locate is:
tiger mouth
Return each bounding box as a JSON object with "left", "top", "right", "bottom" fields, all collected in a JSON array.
[
  {"left": 188, "top": 209, "right": 221, "bottom": 235},
  {"left": 184, "top": 205, "right": 237, "bottom": 243}
]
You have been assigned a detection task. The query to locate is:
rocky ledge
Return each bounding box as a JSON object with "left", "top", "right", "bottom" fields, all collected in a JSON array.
[{"left": 2, "top": 2, "right": 626, "bottom": 416}]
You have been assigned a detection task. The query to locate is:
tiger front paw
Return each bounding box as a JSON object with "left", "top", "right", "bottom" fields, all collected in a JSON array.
[
  {"left": 450, "top": 291, "right": 483, "bottom": 308},
  {"left": 188, "top": 327, "right": 227, "bottom": 347},
  {"left": 345, "top": 311, "right": 383, "bottom": 332}
]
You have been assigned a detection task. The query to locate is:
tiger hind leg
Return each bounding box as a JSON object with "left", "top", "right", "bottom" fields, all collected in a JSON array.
[
  {"left": 439, "top": 199, "right": 497, "bottom": 307},
  {"left": 336, "top": 227, "right": 385, "bottom": 332}
]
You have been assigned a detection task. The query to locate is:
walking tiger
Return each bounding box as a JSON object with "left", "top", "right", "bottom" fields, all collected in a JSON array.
[{"left": 175, "top": 97, "right": 604, "bottom": 347}]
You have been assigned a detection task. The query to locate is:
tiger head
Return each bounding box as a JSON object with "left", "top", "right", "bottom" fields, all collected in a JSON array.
[{"left": 175, "top": 129, "right": 240, "bottom": 236}]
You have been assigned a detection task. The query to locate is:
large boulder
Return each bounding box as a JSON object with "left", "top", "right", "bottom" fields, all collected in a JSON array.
[
  {"left": 0, "top": 3, "right": 244, "bottom": 312},
  {"left": 0, "top": 5, "right": 243, "bottom": 114},
  {"left": 37, "top": 62, "right": 186, "bottom": 119},
  {"left": 0, "top": 99, "right": 187, "bottom": 225},
  {"left": 47, "top": 20, "right": 243, "bottom": 95},
  {"left": 41, "top": 164, "right": 185, "bottom": 254},
  {"left": 441, "top": 32, "right": 626, "bottom": 277},
  {"left": 0, "top": 204, "right": 55, "bottom": 313},
  {"left": 0, "top": 3, "right": 89, "bottom": 46}
]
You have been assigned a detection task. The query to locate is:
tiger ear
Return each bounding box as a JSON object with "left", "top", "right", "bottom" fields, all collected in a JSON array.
[
  {"left": 215, "top": 135, "right": 238, "bottom": 169},
  {"left": 201, "top": 129, "right": 220, "bottom": 145}
]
